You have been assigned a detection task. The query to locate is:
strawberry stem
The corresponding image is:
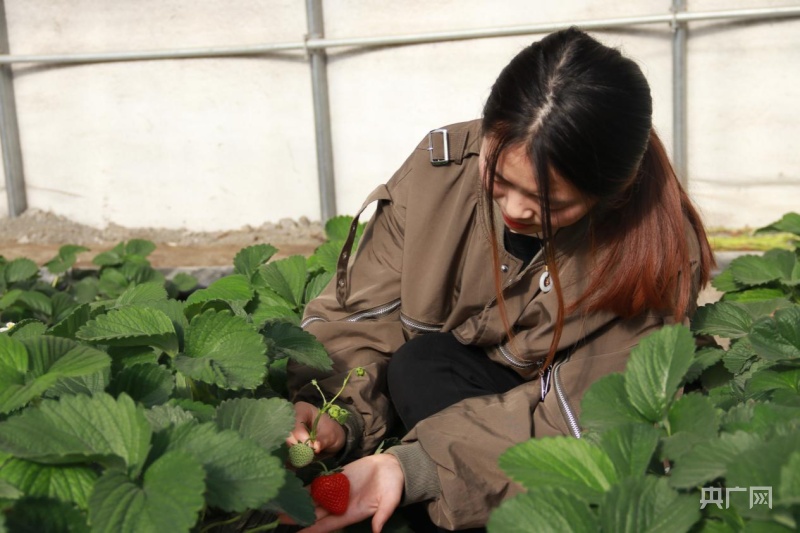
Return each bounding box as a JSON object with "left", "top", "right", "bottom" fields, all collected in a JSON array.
[{"left": 307, "top": 367, "right": 364, "bottom": 442}]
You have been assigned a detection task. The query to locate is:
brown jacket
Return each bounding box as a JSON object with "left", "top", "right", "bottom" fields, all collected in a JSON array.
[{"left": 288, "top": 119, "right": 703, "bottom": 529}]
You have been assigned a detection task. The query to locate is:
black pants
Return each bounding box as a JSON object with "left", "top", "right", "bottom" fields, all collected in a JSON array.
[{"left": 387, "top": 332, "right": 526, "bottom": 533}]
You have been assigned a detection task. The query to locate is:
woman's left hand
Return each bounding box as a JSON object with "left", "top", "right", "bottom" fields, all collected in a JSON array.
[{"left": 299, "top": 453, "right": 405, "bottom": 533}]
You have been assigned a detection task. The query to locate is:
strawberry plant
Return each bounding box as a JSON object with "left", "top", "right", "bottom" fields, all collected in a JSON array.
[
  {"left": 288, "top": 366, "right": 366, "bottom": 468},
  {"left": 0, "top": 221, "right": 363, "bottom": 532},
  {"left": 489, "top": 212, "right": 800, "bottom": 532}
]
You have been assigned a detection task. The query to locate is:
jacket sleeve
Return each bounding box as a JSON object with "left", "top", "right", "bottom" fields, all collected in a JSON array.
[{"left": 287, "top": 156, "right": 415, "bottom": 457}]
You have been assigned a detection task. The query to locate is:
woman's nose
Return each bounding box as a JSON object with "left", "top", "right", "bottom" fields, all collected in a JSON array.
[{"left": 503, "top": 192, "right": 534, "bottom": 220}]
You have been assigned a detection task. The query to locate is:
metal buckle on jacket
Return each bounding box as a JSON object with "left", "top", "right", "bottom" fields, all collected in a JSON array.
[{"left": 428, "top": 128, "right": 450, "bottom": 166}]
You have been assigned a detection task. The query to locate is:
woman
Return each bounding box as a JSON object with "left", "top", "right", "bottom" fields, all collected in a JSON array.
[{"left": 286, "top": 27, "right": 714, "bottom": 532}]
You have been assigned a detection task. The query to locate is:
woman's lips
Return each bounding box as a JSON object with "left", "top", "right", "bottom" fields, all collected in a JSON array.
[{"left": 502, "top": 214, "right": 534, "bottom": 231}]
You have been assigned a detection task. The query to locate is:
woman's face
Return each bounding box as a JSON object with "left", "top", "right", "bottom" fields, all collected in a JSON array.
[{"left": 479, "top": 139, "right": 595, "bottom": 235}]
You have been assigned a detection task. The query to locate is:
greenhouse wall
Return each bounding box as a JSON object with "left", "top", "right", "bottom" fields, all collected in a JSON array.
[{"left": 0, "top": 0, "right": 798, "bottom": 231}]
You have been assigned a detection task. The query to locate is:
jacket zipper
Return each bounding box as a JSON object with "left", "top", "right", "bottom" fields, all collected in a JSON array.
[
  {"left": 553, "top": 361, "right": 582, "bottom": 439},
  {"left": 300, "top": 298, "right": 401, "bottom": 328},
  {"left": 497, "top": 343, "right": 541, "bottom": 369},
  {"left": 399, "top": 313, "right": 442, "bottom": 333}
]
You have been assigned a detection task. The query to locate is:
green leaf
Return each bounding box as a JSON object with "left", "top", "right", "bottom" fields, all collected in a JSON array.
[
  {"left": 25, "top": 337, "right": 111, "bottom": 378},
  {"left": 0, "top": 337, "right": 110, "bottom": 414},
  {"left": 0, "top": 477, "right": 23, "bottom": 500},
  {"left": 730, "top": 250, "right": 796, "bottom": 286},
  {"left": 93, "top": 250, "right": 123, "bottom": 267},
  {"left": 98, "top": 267, "right": 129, "bottom": 298},
  {"left": 625, "top": 325, "right": 696, "bottom": 422},
  {"left": 185, "top": 274, "right": 254, "bottom": 308},
  {"left": 15, "top": 290, "right": 53, "bottom": 316},
  {"left": 0, "top": 333, "right": 27, "bottom": 373},
  {"left": 4, "top": 498, "right": 90, "bottom": 532},
  {"left": 308, "top": 241, "right": 345, "bottom": 274},
  {"left": 234, "top": 244, "right": 279, "bottom": 280},
  {"left": 47, "top": 303, "right": 93, "bottom": 339},
  {"left": 145, "top": 404, "right": 197, "bottom": 432},
  {"left": 749, "top": 307, "right": 800, "bottom": 362},
  {"left": 168, "top": 399, "right": 216, "bottom": 423},
  {"left": 165, "top": 422, "right": 285, "bottom": 511},
  {"left": 325, "top": 215, "right": 361, "bottom": 241},
  {"left": 724, "top": 288, "right": 790, "bottom": 303},
  {"left": 669, "top": 431, "right": 763, "bottom": 489},
  {"left": 746, "top": 369, "right": 800, "bottom": 398},
  {"left": 258, "top": 256, "right": 307, "bottom": 309},
  {"left": 261, "top": 321, "right": 331, "bottom": 371},
  {"left": 712, "top": 268, "right": 742, "bottom": 293},
  {"left": 109, "top": 363, "right": 174, "bottom": 407},
  {"left": 778, "top": 450, "right": 800, "bottom": 505},
  {"left": 600, "top": 476, "right": 700, "bottom": 533},
  {"left": 7, "top": 318, "right": 47, "bottom": 340},
  {"left": 685, "top": 347, "right": 724, "bottom": 384},
  {"left": 0, "top": 288, "right": 22, "bottom": 310},
  {"left": 726, "top": 433, "right": 800, "bottom": 520},
  {"left": 170, "top": 272, "right": 198, "bottom": 293},
  {"left": 598, "top": 424, "right": 661, "bottom": 478},
  {"left": 722, "top": 402, "right": 800, "bottom": 436},
  {"left": 661, "top": 393, "right": 720, "bottom": 461},
  {"left": 488, "top": 488, "right": 597, "bottom": 533},
  {"left": 0, "top": 393, "right": 152, "bottom": 476},
  {"left": 757, "top": 212, "right": 800, "bottom": 236},
  {"left": 88, "top": 450, "right": 205, "bottom": 533},
  {"left": 45, "top": 245, "right": 90, "bottom": 275},
  {"left": 692, "top": 302, "right": 753, "bottom": 339},
  {"left": 305, "top": 271, "right": 333, "bottom": 303},
  {"left": 50, "top": 368, "right": 110, "bottom": 397},
  {"left": 76, "top": 305, "right": 178, "bottom": 356},
  {"left": 263, "top": 472, "right": 316, "bottom": 527},
  {"left": 124, "top": 239, "right": 156, "bottom": 258},
  {"left": 115, "top": 282, "right": 168, "bottom": 307},
  {"left": 581, "top": 373, "right": 649, "bottom": 432},
  {"left": 147, "top": 299, "right": 189, "bottom": 352},
  {"left": 72, "top": 277, "right": 100, "bottom": 304},
  {"left": 0, "top": 459, "right": 97, "bottom": 509},
  {"left": 248, "top": 285, "right": 297, "bottom": 314},
  {"left": 214, "top": 397, "right": 296, "bottom": 453},
  {"left": 176, "top": 309, "right": 267, "bottom": 390},
  {"left": 50, "top": 292, "right": 78, "bottom": 324},
  {"left": 498, "top": 436, "right": 617, "bottom": 503},
  {"left": 4, "top": 258, "right": 39, "bottom": 283},
  {"left": 723, "top": 339, "right": 758, "bottom": 374}
]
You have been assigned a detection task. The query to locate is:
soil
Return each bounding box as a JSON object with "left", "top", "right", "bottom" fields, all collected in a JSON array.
[{"left": 0, "top": 209, "right": 326, "bottom": 268}]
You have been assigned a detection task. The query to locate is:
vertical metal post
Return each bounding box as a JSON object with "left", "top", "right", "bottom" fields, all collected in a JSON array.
[
  {"left": 0, "top": 0, "right": 27, "bottom": 216},
  {"left": 672, "top": 0, "right": 688, "bottom": 188},
  {"left": 306, "top": 0, "right": 337, "bottom": 221}
]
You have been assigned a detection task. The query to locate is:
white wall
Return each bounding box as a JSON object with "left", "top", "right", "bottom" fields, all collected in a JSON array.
[{"left": 0, "top": 1, "right": 798, "bottom": 230}]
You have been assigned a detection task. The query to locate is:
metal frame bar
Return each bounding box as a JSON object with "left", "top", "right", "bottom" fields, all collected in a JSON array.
[
  {"left": 306, "top": 0, "right": 337, "bottom": 221},
  {"left": 0, "top": 0, "right": 26, "bottom": 217},
  {"left": 672, "top": 0, "right": 689, "bottom": 188},
  {"left": 1, "top": 5, "right": 799, "bottom": 219}
]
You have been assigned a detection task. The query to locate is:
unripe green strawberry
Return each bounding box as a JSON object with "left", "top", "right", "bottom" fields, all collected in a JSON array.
[
  {"left": 310, "top": 471, "right": 350, "bottom": 515},
  {"left": 288, "top": 442, "right": 315, "bottom": 468}
]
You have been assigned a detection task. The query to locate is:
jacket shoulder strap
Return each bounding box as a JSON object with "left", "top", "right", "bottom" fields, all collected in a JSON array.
[{"left": 427, "top": 127, "right": 470, "bottom": 166}]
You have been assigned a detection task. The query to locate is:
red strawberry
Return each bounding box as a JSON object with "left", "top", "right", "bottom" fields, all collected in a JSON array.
[{"left": 310, "top": 471, "right": 350, "bottom": 515}]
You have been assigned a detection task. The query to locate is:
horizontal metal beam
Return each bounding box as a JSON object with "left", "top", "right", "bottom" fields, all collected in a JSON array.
[{"left": 0, "top": 6, "right": 797, "bottom": 65}]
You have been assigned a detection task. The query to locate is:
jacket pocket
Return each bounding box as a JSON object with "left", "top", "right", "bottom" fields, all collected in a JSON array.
[{"left": 301, "top": 298, "right": 402, "bottom": 328}]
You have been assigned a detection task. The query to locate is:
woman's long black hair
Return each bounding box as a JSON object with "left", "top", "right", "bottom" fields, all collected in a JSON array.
[{"left": 482, "top": 28, "right": 713, "bottom": 371}]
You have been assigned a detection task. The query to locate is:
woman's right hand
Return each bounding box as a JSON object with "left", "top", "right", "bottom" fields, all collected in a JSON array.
[{"left": 287, "top": 401, "right": 346, "bottom": 456}]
